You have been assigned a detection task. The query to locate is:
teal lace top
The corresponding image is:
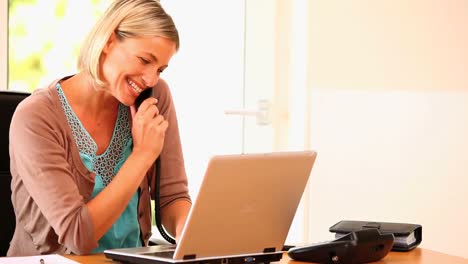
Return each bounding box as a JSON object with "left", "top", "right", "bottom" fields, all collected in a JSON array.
[{"left": 56, "top": 83, "right": 142, "bottom": 252}]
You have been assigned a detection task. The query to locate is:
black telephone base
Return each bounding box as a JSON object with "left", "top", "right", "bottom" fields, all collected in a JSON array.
[{"left": 287, "top": 229, "right": 394, "bottom": 264}]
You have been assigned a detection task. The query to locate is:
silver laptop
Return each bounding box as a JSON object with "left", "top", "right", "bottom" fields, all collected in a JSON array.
[{"left": 104, "top": 151, "right": 317, "bottom": 264}]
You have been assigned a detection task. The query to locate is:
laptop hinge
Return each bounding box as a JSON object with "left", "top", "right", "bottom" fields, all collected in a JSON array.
[
  {"left": 263, "top": 247, "right": 276, "bottom": 253},
  {"left": 183, "top": 254, "right": 197, "bottom": 260}
]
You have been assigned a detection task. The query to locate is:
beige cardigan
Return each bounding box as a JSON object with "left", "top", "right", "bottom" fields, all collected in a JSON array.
[{"left": 8, "top": 78, "right": 190, "bottom": 256}]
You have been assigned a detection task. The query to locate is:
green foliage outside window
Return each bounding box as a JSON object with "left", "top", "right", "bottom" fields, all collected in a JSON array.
[{"left": 8, "top": 0, "right": 108, "bottom": 91}]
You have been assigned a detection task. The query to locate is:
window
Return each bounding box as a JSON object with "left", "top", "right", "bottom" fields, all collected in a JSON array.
[
  {"left": 7, "top": 0, "right": 108, "bottom": 91},
  {"left": 1, "top": 1, "right": 7, "bottom": 89}
]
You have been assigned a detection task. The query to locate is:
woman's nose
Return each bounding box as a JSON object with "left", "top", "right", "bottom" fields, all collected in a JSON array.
[{"left": 142, "top": 69, "right": 159, "bottom": 87}]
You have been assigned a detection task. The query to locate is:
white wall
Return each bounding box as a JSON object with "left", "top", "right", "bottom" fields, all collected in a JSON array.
[
  {"left": 161, "top": 0, "right": 245, "bottom": 199},
  {"left": 306, "top": 0, "right": 468, "bottom": 92},
  {"left": 307, "top": 90, "right": 468, "bottom": 258},
  {"left": 304, "top": 0, "right": 468, "bottom": 258}
]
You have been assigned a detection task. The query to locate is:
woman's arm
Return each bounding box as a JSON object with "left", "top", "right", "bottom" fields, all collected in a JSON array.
[
  {"left": 88, "top": 97, "right": 168, "bottom": 240},
  {"left": 10, "top": 94, "right": 100, "bottom": 254},
  {"left": 161, "top": 199, "right": 191, "bottom": 241},
  {"left": 86, "top": 150, "right": 155, "bottom": 240},
  {"left": 152, "top": 80, "right": 192, "bottom": 241}
]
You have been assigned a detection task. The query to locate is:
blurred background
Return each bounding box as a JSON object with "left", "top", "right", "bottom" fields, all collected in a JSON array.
[{"left": 2, "top": 0, "right": 468, "bottom": 258}]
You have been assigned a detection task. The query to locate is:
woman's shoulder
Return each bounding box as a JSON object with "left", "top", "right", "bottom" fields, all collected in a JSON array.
[
  {"left": 13, "top": 82, "right": 63, "bottom": 126},
  {"left": 153, "top": 78, "right": 171, "bottom": 97},
  {"left": 152, "top": 78, "right": 175, "bottom": 110}
]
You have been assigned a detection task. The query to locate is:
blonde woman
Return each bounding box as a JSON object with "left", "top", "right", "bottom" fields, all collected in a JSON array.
[{"left": 8, "top": 0, "right": 191, "bottom": 256}]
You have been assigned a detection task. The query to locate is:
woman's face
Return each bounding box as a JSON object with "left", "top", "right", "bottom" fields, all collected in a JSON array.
[{"left": 100, "top": 33, "right": 177, "bottom": 106}]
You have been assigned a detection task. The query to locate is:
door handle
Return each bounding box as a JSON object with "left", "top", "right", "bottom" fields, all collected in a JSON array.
[{"left": 224, "top": 99, "right": 271, "bottom": 126}]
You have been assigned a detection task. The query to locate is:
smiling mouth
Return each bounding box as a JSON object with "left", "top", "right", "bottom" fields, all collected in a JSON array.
[{"left": 127, "top": 79, "right": 143, "bottom": 93}]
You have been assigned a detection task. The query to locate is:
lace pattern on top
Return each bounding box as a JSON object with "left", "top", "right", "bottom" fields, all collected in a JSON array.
[{"left": 56, "top": 83, "right": 132, "bottom": 186}]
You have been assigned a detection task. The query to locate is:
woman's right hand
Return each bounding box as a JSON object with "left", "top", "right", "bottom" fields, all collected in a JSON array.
[{"left": 130, "top": 97, "right": 168, "bottom": 166}]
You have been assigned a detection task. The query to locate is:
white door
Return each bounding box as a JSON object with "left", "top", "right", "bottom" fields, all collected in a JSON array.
[
  {"left": 163, "top": 0, "right": 310, "bottom": 246},
  {"left": 239, "top": 0, "right": 311, "bottom": 245}
]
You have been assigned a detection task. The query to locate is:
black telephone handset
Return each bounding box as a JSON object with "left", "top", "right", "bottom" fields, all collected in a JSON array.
[
  {"left": 135, "top": 88, "right": 176, "bottom": 245},
  {"left": 135, "top": 88, "right": 154, "bottom": 110}
]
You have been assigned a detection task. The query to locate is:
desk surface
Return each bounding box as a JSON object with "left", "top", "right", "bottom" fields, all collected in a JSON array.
[{"left": 65, "top": 248, "right": 468, "bottom": 264}]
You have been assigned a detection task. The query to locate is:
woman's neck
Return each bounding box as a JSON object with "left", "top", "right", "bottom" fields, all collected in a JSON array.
[
  {"left": 60, "top": 72, "right": 120, "bottom": 118},
  {"left": 60, "top": 72, "right": 121, "bottom": 153}
]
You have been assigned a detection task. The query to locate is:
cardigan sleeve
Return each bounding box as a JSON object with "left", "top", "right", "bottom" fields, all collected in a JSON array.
[
  {"left": 9, "top": 92, "right": 98, "bottom": 255},
  {"left": 151, "top": 79, "right": 191, "bottom": 207}
]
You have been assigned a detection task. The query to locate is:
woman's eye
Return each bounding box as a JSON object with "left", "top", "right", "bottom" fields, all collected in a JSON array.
[{"left": 139, "top": 57, "right": 150, "bottom": 65}]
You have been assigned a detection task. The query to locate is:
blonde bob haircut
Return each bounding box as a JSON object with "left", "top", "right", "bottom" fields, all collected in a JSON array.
[{"left": 78, "top": 0, "right": 179, "bottom": 88}]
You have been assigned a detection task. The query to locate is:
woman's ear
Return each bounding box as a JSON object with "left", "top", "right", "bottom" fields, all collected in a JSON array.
[{"left": 103, "top": 32, "right": 117, "bottom": 54}]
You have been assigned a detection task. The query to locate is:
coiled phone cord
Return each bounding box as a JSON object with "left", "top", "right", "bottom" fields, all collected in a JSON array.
[{"left": 154, "top": 157, "right": 177, "bottom": 244}]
